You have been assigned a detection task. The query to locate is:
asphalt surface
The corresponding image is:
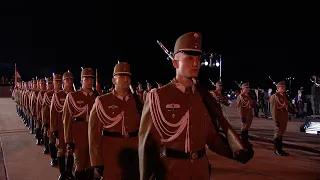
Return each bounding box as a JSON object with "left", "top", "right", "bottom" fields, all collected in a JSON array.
[{"left": 1, "top": 98, "right": 319, "bottom": 180}]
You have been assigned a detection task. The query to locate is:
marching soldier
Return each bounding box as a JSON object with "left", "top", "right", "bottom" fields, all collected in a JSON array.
[
  {"left": 35, "top": 78, "right": 47, "bottom": 145},
  {"left": 42, "top": 74, "right": 62, "bottom": 165},
  {"left": 63, "top": 68, "right": 97, "bottom": 179},
  {"left": 50, "top": 71, "right": 75, "bottom": 180},
  {"left": 139, "top": 32, "right": 233, "bottom": 180},
  {"left": 212, "top": 81, "right": 230, "bottom": 106},
  {"left": 89, "top": 62, "right": 142, "bottom": 179},
  {"left": 270, "top": 81, "right": 290, "bottom": 156},
  {"left": 142, "top": 81, "right": 151, "bottom": 103},
  {"left": 236, "top": 82, "right": 254, "bottom": 143},
  {"left": 136, "top": 82, "right": 144, "bottom": 103},
  {"left": 29, "top": 79, "right": 40, "bottom": 134}
]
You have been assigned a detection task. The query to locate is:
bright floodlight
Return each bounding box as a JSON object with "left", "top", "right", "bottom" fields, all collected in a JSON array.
[
  {"left": 215, "top": 62, "right": 220, "bottom": 67},
  {"left": 204, "top": 61, "right": 209, "bottom": 66}
]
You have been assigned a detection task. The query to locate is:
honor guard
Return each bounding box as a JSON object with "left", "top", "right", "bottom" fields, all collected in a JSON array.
[
  {"left": 135, "top": 82, "right": 144, "bottom": 103},
  {"left": 35, "top": 78, "right": 47, "bottom": 145},
  {"left": 212, "top": 81, "right": 230, "bottom": 106},
  {"left": 89, "top": 62, "right": 142, "bottom": 179},
  {"left": 42, "top": 74, "right": 62, "bottom": 166},
  {"left": 270, "top": 81, "right": 290, "bottom": 156},
  {"left": 29, "top": 79, "right": 40, "bottom": 134},
  {"left": 50, "top": 71, "right": 75, "bottom": 180},
  {"left": 63, "top": 68, "right": 97, "bottom": 179},
  {"left": 139, "top": 32, "right": 233, "bottom": 180},
  {"left": 236, "top": 82, "right": 254, "bottom": 143},
  {"left": 142, "top": 81, "right": 151, "bottom": 103}
]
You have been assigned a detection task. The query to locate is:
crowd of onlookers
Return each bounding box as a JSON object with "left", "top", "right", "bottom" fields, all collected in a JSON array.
[{"left": 0, "top": 76, "right": 14, "bottom": 86}]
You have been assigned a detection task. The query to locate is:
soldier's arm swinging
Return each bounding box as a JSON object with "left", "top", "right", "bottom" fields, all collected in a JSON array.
[
  {"left": 88, "top": 100, "right": 104, "bottom": 167},
  {"left": 63, "top": 94, "right": 74, "bottom": 149},
  {"left": 138, "top": 93, "right": 161, "bottom": 180},
  {"left": 50, "top": 94, "right": 59, "bottom": 136}
]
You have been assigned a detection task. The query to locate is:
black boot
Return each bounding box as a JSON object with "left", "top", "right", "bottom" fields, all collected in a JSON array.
[
  {"left": 35, "top": 128, "right": 42, "bottom": 145},
  {"left": 58, "top": 156, "right": 67, "bottom": 180},
  {"left": 75, "top": 171, "right": 86, "bottom": 180},
  {"left": 43, "top": 134, "right": 49, "bottom": 154},
  {"left": 241, "top": 130, "right": 249, "bottom": 144},
  {"left": 274, "top": 137, "right": 289, "bottom": 156},
  {"left": 85, "top": 168, "right": 94, "bottom": 180},
  {"left": 49, "top": 143, "right": 58, "bottom": 166},
  {"left": 66, "top": 155, "right": 75, "bottom": 180},
  {"left": 280, "top": 136, "right": 289, "bottom": 155}
]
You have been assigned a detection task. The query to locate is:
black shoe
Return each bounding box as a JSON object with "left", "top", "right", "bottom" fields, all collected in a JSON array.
[
  {"left": 43, "top": 147, "right": 49, "bottom": 154},
  {"left": 275, "top": 149, "right": 289, "bottom": 156},
  {"left": 58, "top": 172, "right": 67, "bottom": 180},
  {"left": 36, "top": 139, "right": 42, "bottom": 145},
  {"left": 50, "top": 158, "right": 58, "bottom": 166}
]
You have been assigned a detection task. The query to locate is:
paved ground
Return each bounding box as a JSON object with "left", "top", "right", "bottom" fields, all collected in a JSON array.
[{"left": 1, "top": 98, "right": 320, "bottom": 180}]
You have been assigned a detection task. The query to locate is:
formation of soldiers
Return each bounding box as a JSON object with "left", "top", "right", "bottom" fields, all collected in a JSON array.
[{"left": 11, "top": 32, "right": 292, "bottom": 180}]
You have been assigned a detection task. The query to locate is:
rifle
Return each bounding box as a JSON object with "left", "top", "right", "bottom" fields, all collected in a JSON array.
[
  {"left": 310, "top": 76, "right": 320, "bottom": 87},
  {"left": 268, "top": 76, "right": 297, "bottom": 114},
  {"left": 156, "top": 40, "right": 254, "bottom": 164}
]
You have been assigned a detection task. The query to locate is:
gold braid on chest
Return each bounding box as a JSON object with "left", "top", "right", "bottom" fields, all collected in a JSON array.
[
  {"left": 275, "top": 95, "right": 288, "bottom": 110},
  {"left": 52, "top": 93, "right": 64, "bottom": 113},
  {"left": 239, "top": 94, "right": 251, "bottom": 108},
  {"left": 95, "top": 97, "right": 128, "bottom": 136},
  {"left": 66, "top": 94, "right": 89, "bottom": 119},
  {"left": 149, "top": 89, "right": 191, "bottom": 153},
  {"left": 43, "top": 93, "right": 52, "bottom": 107}
]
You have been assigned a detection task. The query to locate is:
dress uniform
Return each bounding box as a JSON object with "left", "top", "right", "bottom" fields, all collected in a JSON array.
[
  {"left": 270, "top": 81, "right": 290, "bottom": 156},
  {"left": 212, "top": 81, "right": 230, "bottom": 106},
  {"left": 50, "top": 71, "right": 75, "bottom": 179},
  {"left": 89, "top": 62, "right": 142, "bottom": 180},
  {"left": 42, "top": 74, "right": 62, "bottom": 165},
  {"left": 236, "top": 82, "right": 254, "bottom": 143},
  {"left": 63, "top": 68, "right": 96, "bottom": 179},
  {"left": 35, "top": 78, "right": 47, "bottom": 145},
  {"left": 29, "top": 79, "right": 40, "bottom": 134},
  {"left": 138, "top": 32, "right": 232, "bottom": 180}
]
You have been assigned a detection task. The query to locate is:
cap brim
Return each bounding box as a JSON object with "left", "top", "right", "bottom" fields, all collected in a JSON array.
[
  {"left": 175, "top": 49, "right": 202, "bottom": 55},
  {"left": 114, "top": 72, "right": 132, "bottom": 76}
]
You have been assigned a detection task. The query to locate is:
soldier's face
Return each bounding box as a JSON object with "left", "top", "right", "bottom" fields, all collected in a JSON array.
[
  {"left": 113, "top": 75, "right": 131, "bottom": 89},
  {"left": 277, "top": 86, "right": 286, "bottom": 93},
  {"left": 81, "top": 77, "right": 93, "bottom": 89},
  {"left": 47, "top": 83, "right": 53, "bottom": 89},
  {"left": 173, "top": 53, "right": 201, "bottom": 78},
  {"left": 40, "top": 83, "right": 46, "bottom": 89},
  {"left": 54, "top": 80, "right": 62, "bottom": 89},
  {"left": 216, "top": 85, "right": 222, "bottom": 91},
  {"left": 63, "top": 78, "right": 72, "bottom": 88},
  {"left": 242, "top": 87, "right": 249, "bottom": 93}
]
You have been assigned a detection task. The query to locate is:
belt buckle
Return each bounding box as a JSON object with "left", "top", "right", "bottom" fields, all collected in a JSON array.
[
  {"left": 191, "top": 151, "right": 198, "bottom": 160},
  {"left": 123, "top": 132, "right": 129, "bottom": 138}
]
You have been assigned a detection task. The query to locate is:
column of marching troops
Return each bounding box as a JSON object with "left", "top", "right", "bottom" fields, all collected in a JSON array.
[{"left": 11, "top": 32, "right": 292, "bottom": 180}]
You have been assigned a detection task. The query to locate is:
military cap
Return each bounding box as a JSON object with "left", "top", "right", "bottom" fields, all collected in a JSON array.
[
  {"left": 39, "top": 78, "right": 46, "bottom": 84},
  {"left": 276, "top": 81, "right": 286, "bottom": 87},
  {"left": 216, "top": 81, "right": 222, "bottom": 86},
  {"left": 81, "top": 68, "right": 94, "bottom": 78},
  {"left": 241, "top": 82, "right": 249, "bottom": 88},
  {"left": 113, "top": 62, "right": 131, "bottom": 76},
  {"left": 63, "top": 71, "right": 73, "bottom": 80},
  {"left": 46, "top": 77, "right": 53, "bottom": 83},
  {"left": 174, "top": 32, "right": 202, "bottom": 55},
  {"left": 53, "top": 74, "right": 63, "bottom": 81}
]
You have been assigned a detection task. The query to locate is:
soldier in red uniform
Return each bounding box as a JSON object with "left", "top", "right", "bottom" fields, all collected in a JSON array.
[
  {"left": 139, "top": 32, "right": 233, "bottom": 180},
  {"left": 89, "top": 62, "right": 142, "bottom": 179},
  {"left": 63, "top": 68, "right": 97, "bottom": 179},
  {"left": 50, "top": 71, "right": 75, "bottom": 179}
]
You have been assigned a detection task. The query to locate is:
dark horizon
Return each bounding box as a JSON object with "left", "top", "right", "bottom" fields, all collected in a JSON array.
[{"left": 1, "top": 1, "right": 319, "bottom": 92}]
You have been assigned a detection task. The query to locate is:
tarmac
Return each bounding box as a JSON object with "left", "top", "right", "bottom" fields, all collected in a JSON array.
[{"left": 0, "top": 98, "right": 319, "bottom": 180}]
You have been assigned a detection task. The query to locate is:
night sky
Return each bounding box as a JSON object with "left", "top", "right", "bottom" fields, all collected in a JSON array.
[{"left": 0, "top": 1, "right": 319, "bottom": 92}]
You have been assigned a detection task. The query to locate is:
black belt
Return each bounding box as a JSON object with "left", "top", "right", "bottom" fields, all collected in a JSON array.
[
  {"left": 74, "top": 117, "right": 84, "bottom": 121},
  {"left": 102, "top": 130, "right": 139, "bottom": 138},
  {"left": 164, "top": 148, "right": 206, "bottom": 160}
]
